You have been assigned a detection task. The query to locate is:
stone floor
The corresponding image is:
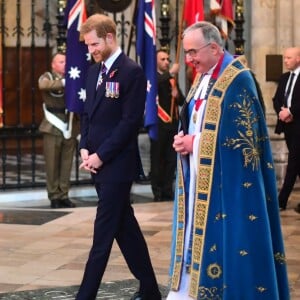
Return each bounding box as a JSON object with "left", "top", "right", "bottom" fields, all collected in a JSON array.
[{"left": 0, "top": 184, "right": 299, "bottom": 299}]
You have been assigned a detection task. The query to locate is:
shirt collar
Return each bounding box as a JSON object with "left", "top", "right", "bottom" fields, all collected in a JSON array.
[
  {"left": 206, "top": 63, "right": 217, "bottom": 76},
  {"left": 291, "top": 66, "right": 300, "bottom": 77},
  {"left": 103, "top": 47, "right": 122, "bottom": 73}
]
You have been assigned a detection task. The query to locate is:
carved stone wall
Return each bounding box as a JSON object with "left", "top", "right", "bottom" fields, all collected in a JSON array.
[{"left": 250, "top": 0, "right": 300, "bottom": 185}]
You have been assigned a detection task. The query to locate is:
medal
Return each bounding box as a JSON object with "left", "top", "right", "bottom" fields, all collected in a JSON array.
[
  {"left": 105, "top": 82, "right": 120, "bottom": 98},
  {"left": 193, "top": 112, "right": 197, "bottom": 123}
]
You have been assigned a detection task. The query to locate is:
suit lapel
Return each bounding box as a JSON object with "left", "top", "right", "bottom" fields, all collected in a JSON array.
[
  {"left": 90, "top": 82, "right": 106, "bottom": 116},
  {"left": 89, "top": 53, "right": 124, "bottom": 117},
  {"left": 87, "top": 64, "right": 101, "bottom": 114},
  {"left": 291, "top": 73, "right": 300, "bottom": 104}
]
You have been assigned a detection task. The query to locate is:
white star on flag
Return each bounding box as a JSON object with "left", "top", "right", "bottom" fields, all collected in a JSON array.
[
  {"left": 68, "top": 66, "right": 81, "bottom": 80},
  {"left": 65, "top": 0, "right": 89, "bottom": 113},
  {"left": 147, "top": 80, "right": 152, "bottom": 93},
  {"left": 78, "top": 88, "right": 86, "bottom": 102}
]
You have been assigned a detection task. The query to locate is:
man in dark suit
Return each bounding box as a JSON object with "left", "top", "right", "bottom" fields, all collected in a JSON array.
[
  {"left": 150, "top": 49, "right": 184, "bottom": 202},
  {"left": 76, "top": 14, "right": 161, "bottom": 300},
  {"left": 273, "top": 47, "right": 300, "bottom": 212}
]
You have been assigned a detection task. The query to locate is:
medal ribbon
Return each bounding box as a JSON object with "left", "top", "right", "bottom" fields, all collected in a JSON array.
[{"left": 195, "top": 99, "right": 204, "bottom": 111}]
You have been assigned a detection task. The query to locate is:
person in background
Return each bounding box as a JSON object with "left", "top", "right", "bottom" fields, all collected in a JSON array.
[
  {"left": 38, "top": 52, "right": 78, "bottom": 209},
  {"left": 273, "top": 47, "right": 300, "bottom": 213},
  {"left": 150, "top": 49, "right": 184, "bottom": 202},
  {"left": 167, "top": 21, "right": 290, "bottom": 299},
  {"left": 76, "top": 14, "right": 161, "bottom": 300},
  {"left": 135, "top": 136, "right": 151, "bottom": 185}
]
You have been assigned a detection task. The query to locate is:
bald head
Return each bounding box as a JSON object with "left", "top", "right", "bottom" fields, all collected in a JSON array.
[{"left": 283, "top": 47, "right": 300, "bottom": 71}]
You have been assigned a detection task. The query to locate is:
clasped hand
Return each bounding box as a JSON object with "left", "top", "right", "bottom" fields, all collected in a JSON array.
[
  {"left": 79, "top": 149, "right": 102, "bottom": 174},
  {"left": 173, "top": 131, "right": 194, "bottom": 155},
  {"left": 279, "top": 107, "right": 293, "bottom": 123}
]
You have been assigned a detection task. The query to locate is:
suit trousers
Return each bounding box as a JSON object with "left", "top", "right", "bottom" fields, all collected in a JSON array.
[
  {"left": 76, "top": 181, "right": 159, "bottom": 300},
  {"left": 279, "top": 129, "right": 300, "bottom": 208},
  {"left": 43, "top": 133, "right": 77, "bottom": 200},
  {"left": 150, "top": 124, "right": 177, "bottom": 200}
]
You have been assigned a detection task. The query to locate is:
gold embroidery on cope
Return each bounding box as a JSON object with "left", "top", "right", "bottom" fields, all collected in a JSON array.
[
  {"left": 195, "top": 202, "right": 206, "bottom": 228},
  {"left": 200, "top": 132, "right": 215, "bottom": 157},
  {"left": 188, "top": 56, "right": 249, "bottom": 298},
  {"left": 171, "top": 157, "right": 186, "bottom": 290},
  {"left": 215, "top": 213, "right": 226, "bottom": 221},
  {"left": 193, "top": 237, "right": 202, "bottom": 262},
  {"left": 199, "top": 286, "right": 224, "bottom": 299},
  {"left": 248, "top": 214, "right": 258, "bottom": 221},
  {"left": 222, "top": 90, "right": 268, "bottom": 171},
  {"left": 243, "top": 182, "right": 252, "bottom": 188},
  {"left": 256, "top": 286, "right": 267, "bottom": 293},
  {"left": 204, "top": 97, "right": 219, "bottom": 123},
  {"left": 274, "top": 252, "right": 286, "bottom": 264},
  {"left": 239, "top": 250, "right": 248, "bottom": 256},
  {"left": 169, "top": 56, "right": 249, "bottom": 298},
  {"left": 207, "top": 263, "right": 222, "bottom": 279},
  {"left": 198, "top": 167, "right": 210, "bottom": 191},
  {"left": 190, "top": 275, "right": 198, "bottom": 296},
  {"left": 209, "top": 244, "right": 217, "bottom": 252},
  {"left": 186, "top": 74, "right": 202, "bottom": 104}
]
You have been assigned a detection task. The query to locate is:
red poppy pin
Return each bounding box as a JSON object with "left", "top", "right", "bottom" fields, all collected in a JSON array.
[{"left": 109, "top": 69, "right": 118, "bottom": 78}]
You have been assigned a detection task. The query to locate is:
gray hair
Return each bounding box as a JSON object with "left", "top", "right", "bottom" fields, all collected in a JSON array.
[{"left": 183, "top": 21, "right": 223, "bottom": 47}]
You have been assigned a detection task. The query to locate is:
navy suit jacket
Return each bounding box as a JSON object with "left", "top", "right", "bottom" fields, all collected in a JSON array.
[
  {"left": 273, "top": 71, "right": 300, "bottom": 134},
  {"left": 79, "top": 52, "right": 146, "bottom": 183}
]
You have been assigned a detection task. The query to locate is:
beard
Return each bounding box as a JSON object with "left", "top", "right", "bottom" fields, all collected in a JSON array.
[{"left": 92, "top": 47, "right": 111, "bottom": 63}]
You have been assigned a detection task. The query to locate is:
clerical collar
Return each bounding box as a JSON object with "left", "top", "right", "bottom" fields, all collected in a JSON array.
[
  {"left": 102, "top": 47, "right": 122, "bottom": 73},
  {"left": 206, "top": 64, "right": 216, "bottom": 76},
  {"left": 204, "top": 53, "right": 225, "bottom": 78}
]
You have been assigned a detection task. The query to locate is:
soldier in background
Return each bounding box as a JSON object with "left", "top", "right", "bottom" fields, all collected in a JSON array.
[{"left": 38, "top": 52, "right": 79, "bottom": 208}]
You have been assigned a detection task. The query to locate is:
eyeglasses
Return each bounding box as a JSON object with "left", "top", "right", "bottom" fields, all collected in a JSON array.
[{"left": 184, "top": 43, "right": 211, "bottom": 57}]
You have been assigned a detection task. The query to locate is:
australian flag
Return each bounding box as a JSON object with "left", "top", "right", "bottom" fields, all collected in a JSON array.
[
  {"left": 136, "top": 0, "right": 158, "bottom": 140},
  {"left": 64, "top": 0, "right": 90, "bottom": 113}
]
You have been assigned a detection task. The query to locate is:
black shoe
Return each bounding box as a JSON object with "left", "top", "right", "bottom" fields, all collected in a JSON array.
[
  {"left": 161, "top": 194, "right": 174, "bottom": 201},
  {"left": 153, "top": 196, "right": 162, "bottom": 202},
  {"left": 130, "top": 291, "right": 161, "bottom": 300},
  {"left": 60, "top": 198, "right": 76, "bottom": 208},
  {"left": 294, "top": 203, "right": 300, "bottom": 214},
  {"left": 162, "top": 197, "right": 173, "bottom": 202},
  {"left": 50, "top": 199, "right": 62, "bottom": 209}
]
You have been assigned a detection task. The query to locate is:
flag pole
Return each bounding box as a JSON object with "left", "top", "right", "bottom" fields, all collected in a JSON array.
[
  {"left": 169, "top": 0, "right": 185, "bottom": 125},
  {"left": 0, "top": 30, "right": 3, "bottom": 127},
  {"left": 175, "top": 0, "right": 185, "bottom": 64},
  {"left": 127, "top": 0, "right": 138, "bottom": 57}
]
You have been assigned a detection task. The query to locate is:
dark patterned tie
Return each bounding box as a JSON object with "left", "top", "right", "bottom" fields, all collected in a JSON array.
[{"left": 96, "top": 63, "right": 107, "bottom": 89}]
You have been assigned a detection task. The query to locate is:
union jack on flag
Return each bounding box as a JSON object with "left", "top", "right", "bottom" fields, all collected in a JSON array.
[
  {"left": 136, "top": 0, "right": 158, "bottom": 140},
  {"left": 64, "top": 0, "right": 90, "bottom": 113},
  {"left": 210, "top": 0, "right": 234, "bottom": 39}
]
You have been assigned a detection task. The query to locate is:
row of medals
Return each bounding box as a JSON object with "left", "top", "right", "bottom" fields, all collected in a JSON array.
[{"left": 105, "top": 81, "right": 119, "bottom": 98}]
